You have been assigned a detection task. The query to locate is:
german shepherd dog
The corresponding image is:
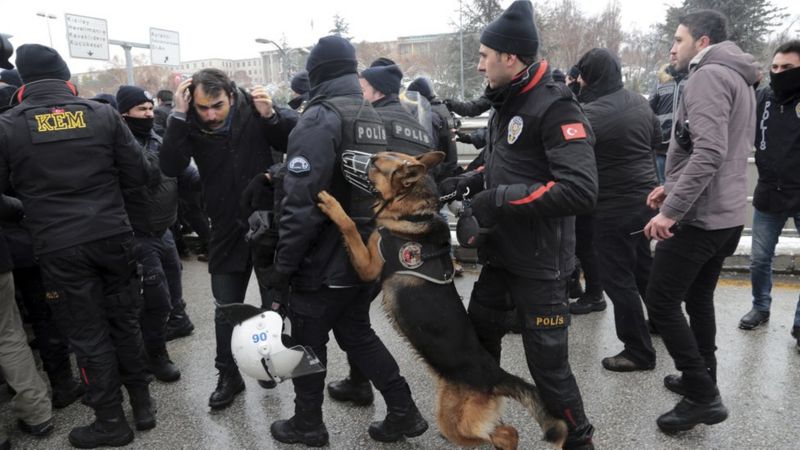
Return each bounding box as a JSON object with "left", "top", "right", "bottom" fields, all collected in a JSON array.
[{"left": 317, "top": 151, "right": 567, "bottom": 449}]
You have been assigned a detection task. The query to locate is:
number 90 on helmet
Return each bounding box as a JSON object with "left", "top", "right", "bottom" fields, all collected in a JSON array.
[{"left": 230, "top": 310, "right": 325, "bottom": 383}]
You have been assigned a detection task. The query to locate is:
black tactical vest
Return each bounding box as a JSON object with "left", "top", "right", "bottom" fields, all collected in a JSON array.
[
  {"left": 310, "top": 94, "right": 387, "bottom": 219},
  {"left": 374, "top": 102, "right": 433, "bottom": 156},
  {"left": 378, "top": 226, "right": 454, "bottom": 284}
]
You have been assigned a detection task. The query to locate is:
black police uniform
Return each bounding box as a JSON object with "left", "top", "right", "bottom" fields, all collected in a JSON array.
[
  {"left": 372, "top": 93, "right": 433, "bottom": 156},
  {"left": 429, "top": 98, "right": 460, "bottom": 179},
  {"left": 275, "top": 73, "right": 417, "bottom": 425},
  {"left": 0, "top": 80, "right": 152, "bottom": 418},
  {"left": 334, "top": 92, "right": 434, "bottom": 388},
  {"left": 122, "top": 129, "right": 182, "bottom": 362},
  {"left": 467, "top": 61, "right": 598, "bottom": 448},
  {"left": 159, "top": 86, "right": 296, "bottom": 373}
]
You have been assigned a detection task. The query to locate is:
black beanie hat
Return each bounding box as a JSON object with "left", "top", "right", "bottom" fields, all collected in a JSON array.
[
  {"left": 15, "top": 44, "right": 71, "bottom": 83},
  {"left": 407, "top": 77, "right": 435, "bottom": 101},
  {"left": 370, "top": 57, "right": 396, "bottom": 68},
  {"left": 90, "top": 93, "right": 118, "bottom": 110},
  {"left": 306, "top": 36, "right": 358, "bottom": 88},
  {"left": 0, "top": 69, "right": 22, "bottom": 87},
  {"left": 291, "top": 70, "right": 310, "bottom": 95},
  {"left": 361, "top": 64, "right": 403, "bottom": 96},
  {"left": 480, "top": 0, "right": 539, "bottom": 57},
  {"left": 568, "top": 65, "right": 580, "bottom": 79},
  {"left": 116, "top": 85, "right": 153, "bottom": 113},
  {"left": 552, "top": 69, "right": 566, "bottom": 83}
]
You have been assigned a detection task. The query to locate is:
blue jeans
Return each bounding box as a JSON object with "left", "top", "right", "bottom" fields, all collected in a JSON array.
[
  {"left": 750, "top": 208, "right": 800, "bottom": 328},
  {"left": 655, "top": 154, "right": 666, "bottom": 185}
]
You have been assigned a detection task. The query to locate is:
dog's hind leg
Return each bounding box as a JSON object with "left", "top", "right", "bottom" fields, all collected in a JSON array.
[
  {"left": 489, "top": 424, "right": 519, "bottom": 450},
  {"left": 436, "top": 378, "right": 511, "bottom": 448}
]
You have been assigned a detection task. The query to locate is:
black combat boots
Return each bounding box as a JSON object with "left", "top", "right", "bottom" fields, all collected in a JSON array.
[
  {"left": 326, "top": 377, "right": 374, "bottom": 406},
  {"left": 128, "top": 386, "right": 156, "bottom": 431},
  {"left": 164, "top": 313, "right": 194, "bottom": 341},
  {"left": 569, "top": 291, "right": 606, "bottom": 315},
  {"left": 68, "top": 405, "right": 134, "bottom": 448},
  {"left": 368, "top": 403, "right": 429, "bottom": 442},
  {"left": 146, "top": 347, "right": 181, "bottom": 382},
  {"left": 208, "top": 370, "right": 245, "bottom": 410},
  {"left": 656, "top": 395, "right": 729, "bottom": 432},
  {"left": 49, "top": 367, "right": 86, "bottom": 408},
  {"left": 270, "top": 413, "right": 329, "bottom": 448}
]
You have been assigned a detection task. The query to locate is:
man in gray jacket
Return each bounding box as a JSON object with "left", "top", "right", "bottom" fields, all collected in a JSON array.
[{"left": 643, "top": 10, "right": 760, "bottom": 433}]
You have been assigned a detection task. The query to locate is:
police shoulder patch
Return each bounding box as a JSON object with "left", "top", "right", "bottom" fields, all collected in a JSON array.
[
  {"left": 508, "top": 115, "right": 524, "bottom": 144},
  {"left": 287, "top": 156, "right": 311, "bottom": 176}
]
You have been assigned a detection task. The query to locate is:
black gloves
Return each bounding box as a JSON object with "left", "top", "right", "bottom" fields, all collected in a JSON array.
[
  {"left": 468, "top": 188, "right": 499, "bottom": 229},
  {"left": 264, "top": 266, "right": 291, "bottom": 316},
  {"left": 240, "top": 173, "right": 274, "bottom": 215},
  {"left": 455, "top": 131, "right": 473, "bottom": 144},
  {"left": 443, "top": 98, "right": 454, "bottom": 112},
  {"left": 438, "top": 170, "right": 484, "bottom": 202}
]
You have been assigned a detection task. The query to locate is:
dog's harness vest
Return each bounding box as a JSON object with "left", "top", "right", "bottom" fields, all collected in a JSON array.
[
  {"left": 310, "top": 94, "right": 386, "bottom": 219},
  {"left": 377, "top": 222, "right": 454, "bottom": 284},
  {"left": 374, "top": 102, "right": 433, "bottom": 157}
]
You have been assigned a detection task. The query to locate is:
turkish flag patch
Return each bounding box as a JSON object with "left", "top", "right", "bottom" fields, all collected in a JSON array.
[{"left": 560, "top": 123, "right": 587, "bottom": 141}]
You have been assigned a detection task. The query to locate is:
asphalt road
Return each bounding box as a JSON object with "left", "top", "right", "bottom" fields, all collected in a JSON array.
[{"left": 3, "top": 259, "right": 799, "bottom": 449}]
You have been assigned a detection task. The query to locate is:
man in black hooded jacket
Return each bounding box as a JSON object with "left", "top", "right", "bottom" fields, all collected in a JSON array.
[
  {"left": 576, "top": 48, "right": 661, "bottom": 372},
  {"left": 159, "top": 68, "right": 298, "bottom": 410}
]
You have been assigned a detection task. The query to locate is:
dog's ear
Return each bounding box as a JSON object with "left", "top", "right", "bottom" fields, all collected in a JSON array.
[
  {"left": 415, "top": 151, "right": 445, "bottom": 170},
  {"left": 398, "top": 163, "right": 427, "bottom": 188}
]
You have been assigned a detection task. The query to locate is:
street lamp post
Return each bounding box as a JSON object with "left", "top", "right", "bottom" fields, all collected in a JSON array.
[
  {"left": 36, "top": 12, "right": 57, "bottom": 48},
  {"left": 255, "top": 38, "right": 290, "bottom": 83}
]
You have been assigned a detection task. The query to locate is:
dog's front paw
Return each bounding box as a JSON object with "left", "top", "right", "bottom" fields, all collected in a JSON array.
[{"left": 317, "top": 191, "right": 348, "bottom": 225}]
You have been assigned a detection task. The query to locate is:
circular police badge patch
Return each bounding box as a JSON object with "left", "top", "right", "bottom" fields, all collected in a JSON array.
[
  {"left": 399, "top": 242, "right": 423, "bottom": 269},
  {"left": 796, "top": 102, "right": 800, "bottom": 119},
  {"left": 287, "top": 156, "right": 311, "bottom": 176},
  {"left": 508, "top": 116, "right": 524, "bottom": 144}
]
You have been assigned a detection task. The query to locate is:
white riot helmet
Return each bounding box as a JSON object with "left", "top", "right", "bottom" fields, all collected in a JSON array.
[{"left": 222, "top": 304, "right": 325, "bottom": 384}]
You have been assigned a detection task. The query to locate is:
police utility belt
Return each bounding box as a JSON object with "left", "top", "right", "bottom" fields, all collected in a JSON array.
[{"left": 377, "top": 227, "right": 454, "bottom": 284}]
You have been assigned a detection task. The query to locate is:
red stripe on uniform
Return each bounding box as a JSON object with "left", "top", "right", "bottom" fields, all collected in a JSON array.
[
  {"left": 81, "top": 367, "right": 89, "bottom": 385},
  {"left": 508, "top": 181, "right": 556, "bottom": 205},
  {"left": 519, "top": 60, "right": 549, "bottom": 95}
]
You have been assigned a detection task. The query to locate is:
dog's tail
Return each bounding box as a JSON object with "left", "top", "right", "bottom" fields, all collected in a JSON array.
[{"left": 493, "top": 372, "right": 568, "bottom": 448}]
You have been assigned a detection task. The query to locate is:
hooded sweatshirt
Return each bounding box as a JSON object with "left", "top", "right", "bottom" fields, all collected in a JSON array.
[{"left": 661, "top": 41, "right": 760, "bottom": 230}]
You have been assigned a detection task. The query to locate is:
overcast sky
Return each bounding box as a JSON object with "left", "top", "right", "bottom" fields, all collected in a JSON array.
[{"left": 3, "top": 0, "right": 798, "bottom": 74}]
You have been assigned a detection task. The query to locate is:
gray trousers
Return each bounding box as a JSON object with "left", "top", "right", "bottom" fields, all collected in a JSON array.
[{"left": 0, "top": 271, "right": 51, "bottom": 442}]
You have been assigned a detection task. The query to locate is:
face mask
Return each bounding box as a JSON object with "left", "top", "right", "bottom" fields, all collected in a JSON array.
[
  {"left": 770, "top": 67, "right": 800, "bottom": 101},
  {"left": 568, "top": 81, "right": 580, "bottom": 96},
  {"left": 124, "top": 116, "right": 153, "bottom": 137}
]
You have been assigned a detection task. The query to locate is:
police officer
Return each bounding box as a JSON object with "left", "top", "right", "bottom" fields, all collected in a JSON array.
[
  {"left": 0, "top": 44, "right": 155, "bottom": 447},
  {"left": 325, "top": 61, "right": 435, "bottom": 406},
  {"left": 159, "top": 68, "right": 297, "bottom": 410},
  {"left": 266, "top": 36, "right": 427, "bottom": 447},
  {"left": 116, "top": 85, "right": 183, "bottom": 383},
  {"left": 440, "top": 2, "right": 598, "bottom": 448},
  {"left": 407, "top": 76, "right": 460, "bottom": 181},
  {"left": 288, "top": 70, "right": 310, "bottom": 111}
]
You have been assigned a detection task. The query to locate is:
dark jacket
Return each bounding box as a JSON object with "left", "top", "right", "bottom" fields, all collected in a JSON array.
[
  {"left": 578, "top": 50, "right": 659, "bottom": 216},
  {"left": 122, "top": 130, "right": 178, "bottom": 235},
  {"left": 153, "top": 102, "right": 172, "bottom": 137},
  {"left": 275, "top": 74, "right": 383, "bottom": 290},
  {"left": 649, "top": 65, "right": 687, "bottom": 155},
  {"left": 159, "top": 87, "right": 297, "bottom": 273},
  {"left": 753, "top": 86, "right": 800, "bottom": 213},
  {"left": 481, "top": 61, "right": 598, "bottom": 280},
  {"left": 0, "top": 80, "right": 151, "bottom": 255},
  {"left": 429, "top": 99, "right": 460, "bottom": 180},
  {"left": 446, "top": 95, "right": 492, "bottom": 117}
]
